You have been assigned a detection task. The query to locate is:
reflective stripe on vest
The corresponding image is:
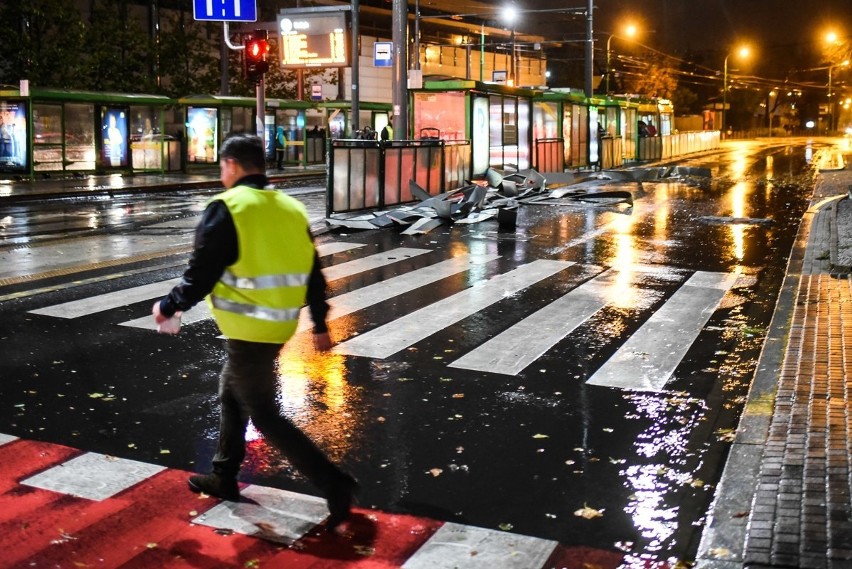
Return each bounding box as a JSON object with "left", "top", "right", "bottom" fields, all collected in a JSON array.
[
  {"left": 220, "top": 270, "right": 309, "bottom": 290},
  {"left": 210, "top": 295, "right": 302, "bottom": 322}
]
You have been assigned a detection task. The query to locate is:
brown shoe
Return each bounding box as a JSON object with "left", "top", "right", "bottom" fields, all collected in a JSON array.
[{"left": 188, "top": 473, "right": 240, "bottom": 501}]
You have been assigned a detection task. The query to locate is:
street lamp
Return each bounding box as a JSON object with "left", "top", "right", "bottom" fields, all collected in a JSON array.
[
  {"left": 722, "top": 45, "right": 750, "bottom": 135},
  {"left": 605, "top": 23, "right": 637, "bottom": 96},
  {"left": 502, "top": 4, "right": 518, "bottom": 86}
]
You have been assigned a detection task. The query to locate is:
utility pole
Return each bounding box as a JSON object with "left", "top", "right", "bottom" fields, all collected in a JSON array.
[
  {"left": 391, "top": 0, "right": 408, "bottom": 139},
  {"left": 584, "top": 0, "right": 593, "bottom": 98}
]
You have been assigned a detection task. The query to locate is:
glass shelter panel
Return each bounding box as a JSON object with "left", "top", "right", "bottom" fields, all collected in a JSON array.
[
  {"left": 130, "top": 106, "right": 162, "bottom": 171},
  {"left": 65, "top": 103, "right": 95, "bottom": 171},
  {"left": 413, "top": 91, "right": 466, "bottom": 141},
  {"left": 32, "top": 104, "right": 63, "bottom": 171}
]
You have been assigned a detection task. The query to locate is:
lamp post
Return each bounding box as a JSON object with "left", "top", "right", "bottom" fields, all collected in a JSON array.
[
  {"left": 605, "top": 24, "right": 637, "bottom": 97},
  {"left": 722, "top": 45, "right": 750, "bottom": 135},
  {"left": 827, "top": 60, "right": 850, "bottom": 133}
]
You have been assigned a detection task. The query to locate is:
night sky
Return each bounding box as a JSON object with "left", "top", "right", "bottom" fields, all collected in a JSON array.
[{"left": 523, "top": 0, "right": 849, "bottom": 78}]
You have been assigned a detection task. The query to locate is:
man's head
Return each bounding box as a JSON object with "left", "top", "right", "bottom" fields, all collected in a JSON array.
[{"left": 219, "top": 133, "right": 265, "bottom": 188}]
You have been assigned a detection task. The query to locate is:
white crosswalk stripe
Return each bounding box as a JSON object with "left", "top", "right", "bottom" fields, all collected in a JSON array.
[
  {"left": 586, "top": 270, "right": 737, "bottom": 392},
  {"left": 27, "top": 242, "right": 364, "bottom": 323},
  {"left": 449, "top": 265, "right": 625, "bottom": 376},
  {"left": 117, "top": 245, "right": 436, "bottom": 331},
  {"left": 334, "top": 259, "right": 574, "bottom": 359}
]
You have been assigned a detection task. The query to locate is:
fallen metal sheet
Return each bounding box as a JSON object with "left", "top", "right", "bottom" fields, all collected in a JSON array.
[
  {"left": 325, "top": 163, "right": 710, "bottom": 233},
  {"left": 327, "top": 217, "right": 385, "bottom": 230},
  {"left": 402, "top": 217, "right": 446, "bottom": 235}
]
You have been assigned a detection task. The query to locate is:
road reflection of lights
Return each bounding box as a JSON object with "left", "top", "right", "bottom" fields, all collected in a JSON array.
[
  {"left": 730, "top": 182, "right": 747, "bottom": 262},
  {"left": 275, "top": 339, "right": 360, "bottom": 460},
  {"left": 621, "top": 393, "right": 707, "bottom": 552},
  {"left": 605, "top": 210, "right": 638, "bottom": 308},
  {"left": 87, "top": 214, "right": 99, "bottom": 229}
]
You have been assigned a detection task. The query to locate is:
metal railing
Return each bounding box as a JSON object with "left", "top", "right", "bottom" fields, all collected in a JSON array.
[
  {"left": 534, "top": 138, "right": 564, "bottom": 173},
  {"left": 327, "top": 139, "right": 471, "bottom": 216}
]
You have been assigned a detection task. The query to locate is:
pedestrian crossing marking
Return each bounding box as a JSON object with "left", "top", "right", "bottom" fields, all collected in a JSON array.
[
  {"left": 192, "top": 485, "right": 329, "bottom": 545},
  {"left": 449, "top": 266, "right": 624, "bottom": 376},
  {"left": 117, "top": 246, "right": 437, "bottom": 331},
  {"left": 322, "top": 247, "right": 430, "bottom": 281},
  {"left": 22, "top": 451, "right": 166, "bottom": 501},
  {"left": 586, "top": 270, "right": 737, "bottom": 392},
  {"left": 0, "top": 433, "right": 17, "bottom": 447},
  {"left": 334, "top": 259, "right": 574, "bottom": 359},
  {"left": 25, "top": 238, "right": 739, "bottom": 391},
  {"left": 294, "top": 253, "right": 501, "bottom": 333},
  {"left": 402, "top": 522, "right": 558, "bottom": 569},
  {"left": 1, "top": 434, "right": 594, "bottom": 568},
  {"left": 29, "top": 278, "right": 182, "bottom": 319},
  {"left": 27, "top": 242, "right": 363, "bottom": 323}
]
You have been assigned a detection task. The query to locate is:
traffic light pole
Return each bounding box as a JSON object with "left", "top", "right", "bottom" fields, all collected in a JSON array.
[{"left": 256, "top": 77, "right": 266, "bottom": 144}]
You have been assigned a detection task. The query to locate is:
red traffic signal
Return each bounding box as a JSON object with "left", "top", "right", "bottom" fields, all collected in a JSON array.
[{"left": 244, "top": 31, "right": 270, "bottom": 84}]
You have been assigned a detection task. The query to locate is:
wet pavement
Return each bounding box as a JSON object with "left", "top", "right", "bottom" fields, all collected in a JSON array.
[{"left": 1, "top": 138, "right": 852, "bottom": 567}]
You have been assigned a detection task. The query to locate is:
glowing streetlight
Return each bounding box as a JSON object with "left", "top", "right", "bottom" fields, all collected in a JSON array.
[
  {"left": 722, "top": 45, "right": 751, "bottom": 134},
  {"left": 605, "top": 23, "right": 638, "bottom": 96},
  {"left": 502, "top": 4, "right": 519, "bottom": 86}
]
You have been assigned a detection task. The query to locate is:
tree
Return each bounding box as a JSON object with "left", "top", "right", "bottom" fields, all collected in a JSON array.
[
  {"left": 85, "top": 0, "right": 152, "bottom": 92},
  {"left": 623, "top": 53, "right": 678, "bottom": 100},
  {"left": 0, "top": 0, "right": 88, "bottom": 88},
  {"left": 156, "top": 11, "right": 222, "bottom": 97},
  {"left": 671, "top": 86, "right": 700, "bottom": 115}
]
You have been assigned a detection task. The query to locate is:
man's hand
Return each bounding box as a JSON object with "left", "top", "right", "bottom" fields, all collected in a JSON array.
[
  {"left": 152, "top": 301, "right": 169, "bottom": 324},
  {"left": 313, "top": 331, "right": 333, "bottom": 352}
]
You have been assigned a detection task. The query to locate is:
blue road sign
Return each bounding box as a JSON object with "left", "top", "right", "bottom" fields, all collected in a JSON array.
[{"left": 193, "top": 0, "right": 257, "bottom": 22}]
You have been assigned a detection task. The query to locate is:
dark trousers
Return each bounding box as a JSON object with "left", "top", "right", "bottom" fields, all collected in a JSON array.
[{"left": 212, "top": 339, "right": 345, "bottom": 493}]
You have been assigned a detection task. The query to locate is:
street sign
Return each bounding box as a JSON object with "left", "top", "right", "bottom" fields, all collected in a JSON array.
[
  {"left": 193, "top": 0, "right": 257, "bottom": 22},
  {"left": 374, "top": 42, "right": 393, "bottom": 67}
]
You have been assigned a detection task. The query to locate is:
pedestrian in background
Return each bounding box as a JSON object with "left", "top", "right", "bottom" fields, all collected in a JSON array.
[{"left": 152, "top": 133, "right": 358, "bottom": 530}]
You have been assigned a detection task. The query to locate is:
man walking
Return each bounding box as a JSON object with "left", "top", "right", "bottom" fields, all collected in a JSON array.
[{"left": 152, "top": 133, "right": 358, "bottom": 530}]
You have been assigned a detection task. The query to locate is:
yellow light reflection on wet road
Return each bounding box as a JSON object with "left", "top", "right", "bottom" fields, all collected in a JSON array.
[
  {"left": 604, "top": 209, "right": 638, "bottom": 309},
  {"left": 271, "top": 336, "right": 362, "bottom": 461}
]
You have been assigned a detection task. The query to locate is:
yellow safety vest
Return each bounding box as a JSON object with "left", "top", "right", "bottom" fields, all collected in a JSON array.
[{"left": 207, "top": 185, "right": 315, "bottom": 343}]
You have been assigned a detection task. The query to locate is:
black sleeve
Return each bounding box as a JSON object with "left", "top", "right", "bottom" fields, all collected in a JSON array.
[
  {"left": 159, "top": 201, "right": 238, "bottom": 317},
  {"left": 306, "top": 246, "right": 330, "bottom": 333}
]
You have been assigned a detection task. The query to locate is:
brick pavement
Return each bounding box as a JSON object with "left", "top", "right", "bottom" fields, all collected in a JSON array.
[{"left": 742, "top": 151, "right": 852, "bottom": 569}]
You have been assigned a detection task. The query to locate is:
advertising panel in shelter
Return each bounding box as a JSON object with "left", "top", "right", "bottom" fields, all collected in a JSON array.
[
  {"left": 101, "top": 107, "right": 129, "bottom": 168},
  {"left": 187, "top": 107, "right": 219, "bottom": 163},
  {"left": 0, "top": 100, "right": 29, "bottom": 172}
]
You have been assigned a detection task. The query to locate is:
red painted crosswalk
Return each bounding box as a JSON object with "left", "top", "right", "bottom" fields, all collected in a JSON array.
[{"left": 0, "top": 435, "right": 635, "bottom": 568}]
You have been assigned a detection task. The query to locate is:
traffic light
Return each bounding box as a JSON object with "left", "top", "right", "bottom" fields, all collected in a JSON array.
[{"left": 244, "top": 30, "right": 270, "bottom": 85}]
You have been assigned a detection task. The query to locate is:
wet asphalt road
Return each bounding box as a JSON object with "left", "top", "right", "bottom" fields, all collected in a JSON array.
[{"left": 0, "top": 140, "right": 826, "bottom": 564}]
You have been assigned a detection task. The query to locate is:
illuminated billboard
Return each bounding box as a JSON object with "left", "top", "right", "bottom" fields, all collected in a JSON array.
[{"left": 277, "top": 9, "right": 349, "bottom": 69}]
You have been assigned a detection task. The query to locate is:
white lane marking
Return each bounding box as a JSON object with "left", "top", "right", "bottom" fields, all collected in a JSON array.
[
  {"left": 22, "top": 452, "right": 165, "bottom": 501},
  {"left": 449, "top": 267, "right": 615, "bottom": 375},
  {"left": 0, "top": 433, "right": 18, "bottom": 446},
  {"left": 334, "top": 259, "right": 574, "bottom": 359},
  {"left": 321, "top": 247, "right": 431, "bottom": 281},
  {"left": 27, "top": 242, "right": 365, "bottom": 320},
  {"left": 118, "top": 246, "right": 433, "bottom": 331},
  {"left": 295, "top": 253, "right": 501, "bottom": 333},
  {"left": 29, "top": 278, "right": 181, "bottom": 319},
  {"left": 191, "top": 485, "right": 328, "bottom": 545},
  {"left": 402, "top": 522, "right": 558, "bottom": 569},
  {"left": 586, "top": 271, "right": 738, "bottom": 392}
]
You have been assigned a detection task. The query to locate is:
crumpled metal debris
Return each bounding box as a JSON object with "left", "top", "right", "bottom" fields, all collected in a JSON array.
[{"left": 326, "top": 165, "right": 709, "bottom": 234}]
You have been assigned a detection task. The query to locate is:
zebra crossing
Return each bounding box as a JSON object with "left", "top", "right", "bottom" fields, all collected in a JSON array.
[
  {"left": 2, "top": 434, "right": 615, "bottom": 569},
  {"left": 26, "top": 241, "right": 738, "bottom": 393}
]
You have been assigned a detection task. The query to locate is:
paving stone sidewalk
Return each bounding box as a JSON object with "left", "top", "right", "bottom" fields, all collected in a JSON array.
[{"left": 698, "top": 148, "right": 852, "bottom": 569}]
